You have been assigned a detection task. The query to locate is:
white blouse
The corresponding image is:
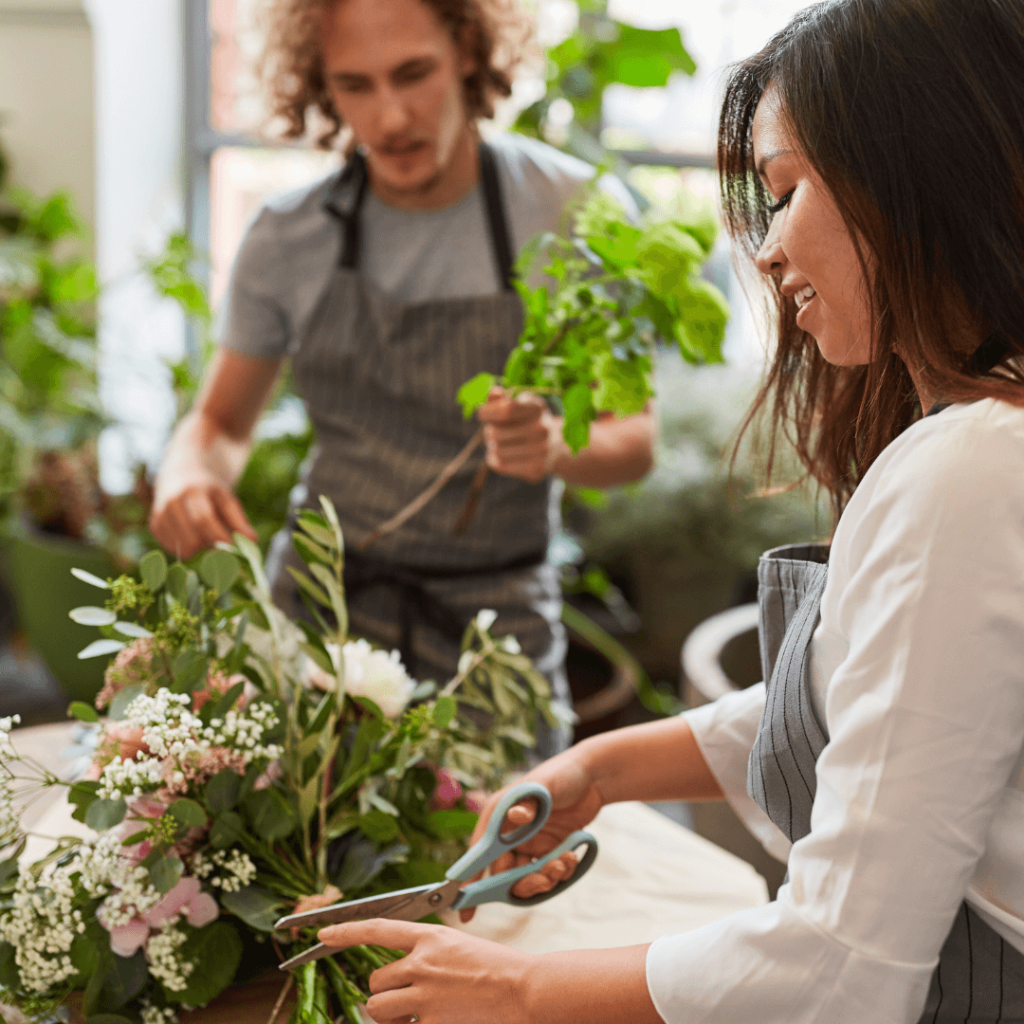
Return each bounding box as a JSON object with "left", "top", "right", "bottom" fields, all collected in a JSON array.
[{"left": 646, "top": 398, "right": 1024, "bottom": 1023}]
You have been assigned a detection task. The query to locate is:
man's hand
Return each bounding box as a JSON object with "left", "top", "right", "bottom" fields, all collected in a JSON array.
[
  {"left": 476, "top": 387, "right": 567, "bottom": 484},
  {"left": 149, "top": 470, "right": 257, "bottom": 560}
]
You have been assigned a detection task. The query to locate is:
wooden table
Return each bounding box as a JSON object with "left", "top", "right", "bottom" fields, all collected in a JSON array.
[{"left": 11, "top": 723, "right": 769, "bottom": 1023}]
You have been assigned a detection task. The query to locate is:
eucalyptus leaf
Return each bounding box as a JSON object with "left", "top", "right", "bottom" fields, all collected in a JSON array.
[
  {"left": 167, "top": 798, "right": 206, "bottom": 829},
  {"left": 86, "top": 798, "right": 127, "bottom": 831},
  {"left": 108, "top": 683, "right": 145, "bottom": 721},
  {"left": 432, "top": 696, "right": 457, "bottom": 729},
  {"left": 243, "top": 788, "right": 295, "bottom": 842},
  {"left": 199, "top": 549, "right": 241, "bottom": 593},
  {"left": 210, "top": 810, "right": 246, "bottom": 850},
  {"left": 138, "top": 550, "right": 168, "bottom": 592},
  {"left": 205, "top": 770, "right": 242, "bottom": 814},
  {"left": 220, "top": 886, "right": 284, "bottom": 933},
  {"left": 165, "top": 563, "right": 188, "bottom": 602},
  {"left": 171, "top": 921, "right": 242, "bottom": 1006},
  {"left": 149, "top": 853, "right": 184, "bottom": 894}
]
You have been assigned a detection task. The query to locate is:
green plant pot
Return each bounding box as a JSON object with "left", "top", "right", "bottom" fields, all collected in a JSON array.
[{"left": 5, "top": 521, "right": 117, "bottom": 704}]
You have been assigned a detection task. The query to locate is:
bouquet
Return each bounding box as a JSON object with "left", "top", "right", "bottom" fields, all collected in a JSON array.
[{"left": 0, "top": 499, "right": 561, "bottom": 1024}]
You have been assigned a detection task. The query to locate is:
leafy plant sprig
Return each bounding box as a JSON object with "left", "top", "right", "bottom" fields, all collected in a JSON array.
[
  {"left": 364, "top": 188, "right": 729, "bottom": 546},
  {"left": 458, "top": 188, "right": 728, "bottom": 452}
]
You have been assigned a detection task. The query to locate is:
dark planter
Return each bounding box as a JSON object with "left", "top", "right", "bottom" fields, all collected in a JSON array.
[{"left": 6, "top": 520, "right": 117, "bottom": 703}]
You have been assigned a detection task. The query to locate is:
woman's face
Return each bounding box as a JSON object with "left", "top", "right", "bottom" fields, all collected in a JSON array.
[{"left": 752, "top": 87, "right": 874, "bottom": 366}]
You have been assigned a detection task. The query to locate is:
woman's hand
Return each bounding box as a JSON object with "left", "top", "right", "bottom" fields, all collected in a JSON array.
[
  {"left": 317, "top": 920, "right": 533, "bottom": 1024},
  {"left": 459, "top": 749, "right": 604, "bottom": 923}
]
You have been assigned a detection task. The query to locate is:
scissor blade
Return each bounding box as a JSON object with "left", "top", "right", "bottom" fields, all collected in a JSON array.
[
  {"left": 274, "top": 878, "right": 462, "bottom": 932},
  {"left": 277, "top": 878, "right": 464, "bottom": 972}
]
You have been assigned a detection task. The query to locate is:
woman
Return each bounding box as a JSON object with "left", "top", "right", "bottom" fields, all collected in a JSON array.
[{"left": 315, "top": 2, "right": 1024, "bottom": 1021}]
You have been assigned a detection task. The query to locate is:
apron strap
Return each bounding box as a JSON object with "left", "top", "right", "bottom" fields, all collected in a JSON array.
[
  {"left": 478, "top": 141, "right": 516, "bottom": 292},
  {"left": 327, "top": 142, "right": 516, "bottom": 289}
]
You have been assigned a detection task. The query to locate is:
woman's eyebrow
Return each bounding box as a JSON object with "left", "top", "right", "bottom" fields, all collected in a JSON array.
[{"left": 756, "top": 149, "right": 794, "bottom": 179}]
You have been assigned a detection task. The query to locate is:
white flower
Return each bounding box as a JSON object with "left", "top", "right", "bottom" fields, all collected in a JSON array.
[
  {"left": 303, "top": 640, "right": 416, "bottom": 718},
  {"left": 342, "top": 639, "right": 416, "bottom": 718},
  {"left": 301, "top": 645, "right": 342, "bottom": 693}
]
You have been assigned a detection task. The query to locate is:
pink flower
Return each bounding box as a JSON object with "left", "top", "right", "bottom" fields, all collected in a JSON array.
[
  {"left": 143, "top": 877, "right": 218, "bottom": 929},
  {"left": 254, "top": 760, "right": 284, "bottom": 791},
  {"left": 465, "top": 789, "right": 486, "bottom": 814},
  {"left": 100, "top": 877, "right": 219, "bottom": 959},
  {"left": 90, "top": 723, "right": 149, "bottom": 778},
  {"left": 430, "top": 768, "right": 462, "bottom": 811},
  {"left": 158, "top": 746, "right": 246, "bottom": 799},
  {"left": 107, "top": 920, "right": 149, "bottom": 958},
  {"left": 95, "top": 638, "right": 161, "bottom": 710}
]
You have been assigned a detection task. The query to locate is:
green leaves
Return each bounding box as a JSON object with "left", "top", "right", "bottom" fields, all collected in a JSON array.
[
  {"left": 244, "top": 788, "right": 296, "bottom": 842},
  {"left": 205, "top": 770, "right": 242, "bottom": 814},
  {"left": 139, "top": 550, "right": 168, "bottom": 592},
  {"left": 199, "top": 550, "right": 241, "bottom": 593},
  {"left": 220, "top": 886, "right": 284, "bottom": 932},
  {"left": 149, "top": 854, "right": 184, "bottom": 894},
  {"left": 68, "top": 701, "right": 99, "bottom": 724},
  {"left": 457, "top": 372, "right": 496, "bottom": 418},
  {"left": 432, "top": 695, "right": 457, "bottom": 729},
  {"left": 170, "top": 922, "right": 242, "bottom": 1006},
  {"left": 463, "top": 187, "right": 729, "bottom": 454},
  {"left": 85, "top": 798, "right": 127, "bottom": 832}
]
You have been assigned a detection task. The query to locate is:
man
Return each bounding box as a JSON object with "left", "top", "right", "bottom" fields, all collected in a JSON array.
[{"left": 150, "top": 0, "right": 655, "bottom": 757}]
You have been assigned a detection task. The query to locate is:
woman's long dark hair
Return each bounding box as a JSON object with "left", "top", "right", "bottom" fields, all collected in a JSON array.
[{"left": 721, "top": 0, "right": 1024, "bottom": 513}]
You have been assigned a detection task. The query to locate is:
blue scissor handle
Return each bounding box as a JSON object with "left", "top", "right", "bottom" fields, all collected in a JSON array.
[
  {"left": 444, "top": 781, "right": 599, "bottom": 911},
  {"left": 453, "top": 828, "right": 598, "bottom": 910},
  {"left": 446, "top": 781, "right": 553, "bottom": 882}
]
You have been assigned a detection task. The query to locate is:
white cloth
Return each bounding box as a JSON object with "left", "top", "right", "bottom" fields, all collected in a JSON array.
[{"left": 648, "top": 398, "right": 1024, "bottom": 1024}]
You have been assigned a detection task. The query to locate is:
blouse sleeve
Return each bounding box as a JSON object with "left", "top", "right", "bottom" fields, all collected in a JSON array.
[
  {"left": 647, "top": 408, "right": 1024, "bottom": 1023},
  {"left": 683, "top": 684, "right": 792, "bottom": 863}
]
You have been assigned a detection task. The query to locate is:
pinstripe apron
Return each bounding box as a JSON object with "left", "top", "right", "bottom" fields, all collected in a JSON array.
[
  {"left": 749, "top": 543, "right": 1024, "bottom": 1021},
  {"left": 266, "top": 143, "right": 571, "bottom": 758}
]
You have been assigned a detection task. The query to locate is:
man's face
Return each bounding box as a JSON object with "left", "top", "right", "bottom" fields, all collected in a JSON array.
[{"left": 321, "top": 0, "right": 475, "bottom": 199}]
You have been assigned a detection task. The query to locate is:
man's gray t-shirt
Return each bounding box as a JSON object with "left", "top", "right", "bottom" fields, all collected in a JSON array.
[{"left": 220, "top": 133, "right": 634, "bottom": 358}]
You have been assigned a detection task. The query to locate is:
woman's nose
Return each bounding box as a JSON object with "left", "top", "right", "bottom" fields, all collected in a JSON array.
[{"left": 755, "top": 221, "right": 786, "bottom": 278}]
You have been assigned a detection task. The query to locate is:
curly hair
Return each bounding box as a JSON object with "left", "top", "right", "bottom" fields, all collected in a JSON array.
[{"left": 259, "top": 0, "right": 531, "bottom": 149}]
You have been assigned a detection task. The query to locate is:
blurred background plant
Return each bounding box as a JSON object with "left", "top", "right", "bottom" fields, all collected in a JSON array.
[{"left": 516, "top": 0, "right": 696, "bottom": 167}]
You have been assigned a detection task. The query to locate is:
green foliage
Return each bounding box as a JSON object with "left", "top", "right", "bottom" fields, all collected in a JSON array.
[
  {"left": 459, "top": 189, "right": 727, "bottom": 453},
  {"left": 170, "top": 922, "right": 243, "bottom": 1006},
  {"left": 515, "top": 11, "right": 696, "bottom": 141}
]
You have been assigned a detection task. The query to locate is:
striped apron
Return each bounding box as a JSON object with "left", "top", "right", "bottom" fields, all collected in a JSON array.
[
  {"left": 749, "top": 543, "right": 1024, "bottom": 1021},
  {"left": 266, "top": 143, "right": 572, "bottom": 758}
]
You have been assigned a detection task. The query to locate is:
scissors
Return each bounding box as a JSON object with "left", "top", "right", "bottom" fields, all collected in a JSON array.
[{"left": 275, "top": 780, "right": 599, "bottom": 970}]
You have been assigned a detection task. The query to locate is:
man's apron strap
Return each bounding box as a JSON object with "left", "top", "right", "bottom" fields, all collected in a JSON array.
[
  {"left": 477, "top": 142, "right": 516, "bottom": 292},
  {"left": 326, "top": 143, "right": 515, "bottom": 288}
]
